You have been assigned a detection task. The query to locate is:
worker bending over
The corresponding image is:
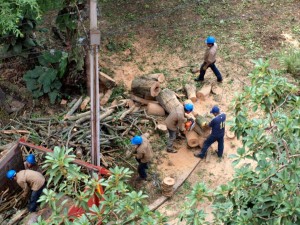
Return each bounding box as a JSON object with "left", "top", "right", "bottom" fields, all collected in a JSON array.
[
  {"left": 131, "top": 134, "right": 153, "bottom": 181},
  {"left": 6, "top": 169, "right": 46, "bottom": 212},
  {"left": 194, "top": 106, "right": 226, "bottom": 159},
  {"left": 165, "top": 103, "right": 194, "bottom": 153}
]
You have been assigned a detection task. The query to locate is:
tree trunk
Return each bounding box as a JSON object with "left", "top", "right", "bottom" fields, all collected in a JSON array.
[
  {"left": 99, "top": 72, "right": 116, "bottom": 89},
  {"left": 131, "top": 77, "right": 161, "bottom": 98},
  {"left": 185, "top": 84, "right": 197, "bottom": 102},
  {"left": 144, "top": 73, "right": 165, "bottom": 83},
  {"left": 196, "top": 84, "right": 211, "bottom": 100},
  {"left": 156, "top": 88, "right": 182, "bottom": 113},
  {"left": 146, "top": 103, "right": 166, "bottom": 116},
  {"left": 193, "top": 124, "right": 203, "bottom": 136},
  {"left": 185, "top": 130, "right": 199, "bottom": 147}
]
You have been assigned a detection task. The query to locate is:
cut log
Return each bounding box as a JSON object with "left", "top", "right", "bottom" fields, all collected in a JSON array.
[
  {"left": 211, "top": 84, "right": 223, "bottom": 95},
  {"left": 156, "top": 88, "right": 182, "bottom": 113},
  {"left": 193, "top": 124, "right": 203, "bottom": 136},
  {"left": 80, "top": 96, "right": 90, "bottom": 111},
  {"left": 196, "top": 84, "right": 212, "bottom": 100},
  {"left": 195, "top": 115, "right": 209, "bottom": 129},
  {"left": 157, "top": 124, "right": 168, "bottom": 133},
  {"left": 146, "top": 103, "right": 166, "bottom": 116},
  {"left": 185, "top": 130, "right": 199, "bottom": 147},
  {"left": 226, "top": 128, "right": 235, "bottom": 139},
  {"left": 131, "top": 94, "right": 158, "bottom": 105},
  {"left": 100, "top": 89, "right": 113, "bottom": 106},
  {"left": 99, "top": 72, "right": 116, "bottom": 89},
  {"left": 185, "top": 84, "right": 197, "bottom": 102},
  {"left": 145, "top": 73, "right": 165, "bottom": 83},
  {"left": 131, "top": 77, "right": 161, "bottom": 98},
  {"left": 163, "top": 177, "right": 175, "bottom": 186}
]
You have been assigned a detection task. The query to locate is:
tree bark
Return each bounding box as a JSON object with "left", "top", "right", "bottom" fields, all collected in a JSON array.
[
  {"left": 156, "top": 88, "right": 182, "bottom": 113},
  {"left": 185, "top": 84, "right": 197, "bottom": 102},
  {"left": 146, "top": 103, "right": 165, "bottom": 116},
  {"left": 131, "top": 77, "right": 161, "bottom": 98}
]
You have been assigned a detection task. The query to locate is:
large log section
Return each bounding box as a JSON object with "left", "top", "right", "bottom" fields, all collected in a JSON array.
[
  {"left": 131, "top": 77, "right": 161, "bottom": 99},
  {"left": 156, "top": 88, "right": 182, "bottom": 114}
]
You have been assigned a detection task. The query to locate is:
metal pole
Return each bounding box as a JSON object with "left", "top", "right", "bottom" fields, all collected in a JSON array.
[{"left": 89, "top": 0, "right": 101, "bottom": 166}]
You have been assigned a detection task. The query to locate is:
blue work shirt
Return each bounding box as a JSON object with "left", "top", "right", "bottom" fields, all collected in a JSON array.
[{"left": 209, "top": 113, "right": 226, "bottom": 137}]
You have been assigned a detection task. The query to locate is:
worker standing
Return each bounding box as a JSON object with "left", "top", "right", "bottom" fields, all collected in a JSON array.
[
  {"left": 165, "top": 103, "right": 194, "bottom": 153},
  {"left": 6, "top": 169, "right": 46, "bottom": 212},
  {"left": 194, "top": 106, "right": 226, "bottom": 159},
  {"left": 131, "top": 134, "right": 153, "bottom": 181},
  {"left": 194, "top": 36, "right": 223, "bottom": 83},
  {"left": 24, "top": 154, "right": 42, "bottom": 172}
]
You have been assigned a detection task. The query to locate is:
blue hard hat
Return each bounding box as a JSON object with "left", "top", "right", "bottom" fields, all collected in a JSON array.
[
  {"left": 205, "top": 36, "right": 215, "bottom": 44},
  {"left": 184, "top": 103, "right": 194, "bottom": 112},
  {"left": 210, "top": 106, "right": 220, "bottom": 114},
  {"left": 131, "top": 136, "right": 143, "bottom": 145},
  {"left": 7, "top": 170, "right": 16, "bottom": 180},
  {"left": 26, "top": 154, "right": 36, "bottom": 164}
]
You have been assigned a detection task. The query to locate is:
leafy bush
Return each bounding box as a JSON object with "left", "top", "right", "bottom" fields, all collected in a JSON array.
[
  {"left": 279, "top": 49, "right": 300, "bottom": 79},
  {"left": 23, "top": 50, "right": 68, "bottom": 103},
  {"left": 34, "top": 146, "right": 168, "bottom": 225}
]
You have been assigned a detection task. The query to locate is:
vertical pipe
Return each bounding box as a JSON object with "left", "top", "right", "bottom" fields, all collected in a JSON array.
[{"left": 89, "top": 0, "right": 100, "bottom": 166}]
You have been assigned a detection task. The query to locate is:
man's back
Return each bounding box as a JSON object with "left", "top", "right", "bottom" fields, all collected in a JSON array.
[
  {"left": 16, "top": 170, "right": 45, "bottom": 191},
  {"left": 209, "top": 113, "right": 226, "bottom": 137},
  {"left": 136, "top": 135, "right": 153, "bottom": 163}
]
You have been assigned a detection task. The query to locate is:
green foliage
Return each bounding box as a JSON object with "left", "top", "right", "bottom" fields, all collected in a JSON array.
[
  {"left": 0, "top": 0, "right": 40, "bottom": 37},
  {"left": 279, "top": 49, "right": 300, "bottom": 79},
  {"left": 34, "top": 146, "right": 168, "bottom": 225},
  {"left": 211, "top": 59, "right": 300, "bottom": 224},
  {"left": 23, "top": 50, "right": 68, "bottom": 103}
]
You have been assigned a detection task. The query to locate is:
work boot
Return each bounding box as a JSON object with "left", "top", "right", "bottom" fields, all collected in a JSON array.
[
  {"left": 194, "top": 153, "right": 204, "bottom": 159},
  {"left": 194, "top": 78, "right": 204, "bottom": 82}
]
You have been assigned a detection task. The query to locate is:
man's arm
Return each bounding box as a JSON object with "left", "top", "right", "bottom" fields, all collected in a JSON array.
[{"left": 18, "top": 181, "right": 30, "bottom": 197}]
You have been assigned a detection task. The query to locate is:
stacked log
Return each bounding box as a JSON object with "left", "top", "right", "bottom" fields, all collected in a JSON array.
[
  {"left": 184, "top": 84, "right": 197, "bottom": 102},
  {"left": 196, "top": 84, "right": 211, "bottom": 101},
  {"left": 131, "top": 76, "right": 161, "bottom": 99},
  {"left": 146, "top": 103, "right": 165, "bottom": 116},
  {"left": 162, "top": 177, "right": 175, "bottom": 197},
  {"left": 156, "top": 88, "right": 182, "bottom": 113}
]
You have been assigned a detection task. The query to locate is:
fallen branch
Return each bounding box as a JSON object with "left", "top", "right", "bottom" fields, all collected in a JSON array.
[{"left": 64, "top": 97, "right": 83, "bottom": 119}]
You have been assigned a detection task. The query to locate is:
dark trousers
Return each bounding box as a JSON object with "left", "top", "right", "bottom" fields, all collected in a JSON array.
[
  {"left": 167, "top": 129, "right": 177, "bottom": 151},
  {"left": 136, "top": 158, "right": 148, "bottom": 179},
  {"left": 28, "top": 183, "right": 46, "bottom": 212},
  {"left": 198, "top": 62, "right": 222, "bottom": 81},
  {"left": 199, "top": 135, "right": 224, "bottom": 158}
]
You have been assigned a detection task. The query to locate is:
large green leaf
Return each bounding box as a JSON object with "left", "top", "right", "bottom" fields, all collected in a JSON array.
[
  {"left": 36, "top": 68, "right": 58, "bottom": 93},
  {"left": 38, "top": 50, "right": 63, "bottom": 66}
]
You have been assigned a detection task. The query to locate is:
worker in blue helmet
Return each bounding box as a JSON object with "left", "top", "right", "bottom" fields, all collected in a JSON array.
[
  {"left": 6, "top": 169, "right": 46, "bottom": 212},
  {"left": 194, "top": 36, "right": 223, "bottom": 83},
  {"left": 165, "top": 103, "right": 194, "bottom": 153},
  {"left": 131, "top": 134, "right": 153, "bottom": 181},
  {"left": 194, "top": 105, "right": 226, "bottom": 159},
  {"left": 24, "top": 153, "right": 42, "bottom": 172}
]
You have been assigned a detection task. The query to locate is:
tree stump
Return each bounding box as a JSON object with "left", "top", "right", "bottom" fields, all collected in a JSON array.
[
  {"left": 162, "top": 177, "right": 175, "bottom": 197},
  {"left": 131, "top": 77, "right": 161, "bottom": 98},
  {"left": 226, "top": 127, "right": 235, "bottom": 139},
  {"left": 146, "top": 103, "right": 166, "bottom": 116},
  {"left": 156, "top": 88, "right": 182, "bottom": 113},
  {"left": 196, "top": 84, "right": 211, "bottom": 101},
  {"left": 185, "top": 84, "right": 197, "bottom": 102},
  {"left": 185, "top": 130, "right": 199, "bottom": 147}
]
